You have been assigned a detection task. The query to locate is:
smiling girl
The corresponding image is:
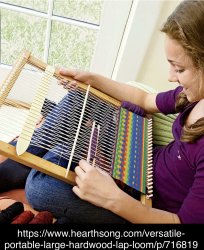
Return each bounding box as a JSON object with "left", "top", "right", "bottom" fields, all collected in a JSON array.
[
  {"left": 51, "top": 0, "right": 204, "bottom": 223},
  {"left": 1, "top": 0, "right": 204, "bottom": 224}
]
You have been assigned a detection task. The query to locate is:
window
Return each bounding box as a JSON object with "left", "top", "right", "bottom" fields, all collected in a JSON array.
[
  {"left": 0, "top": 0, "right": 104, "bottom": 70},
  {"left": 0, "top": 0, "right": 165, "bottom": 84}
]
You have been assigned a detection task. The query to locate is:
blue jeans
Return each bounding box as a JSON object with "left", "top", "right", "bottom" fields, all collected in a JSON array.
[
  {"left": 25, "top": 152, "right": 127, "bottom": 224},
  {"left": 1, "top": 144, "right": 127, "bottom": 224},
  {"left": 0, "top": 140, "right": 48, "bottom": 192}
]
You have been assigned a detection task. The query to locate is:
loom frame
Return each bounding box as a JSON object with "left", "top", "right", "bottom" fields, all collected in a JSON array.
[{"left": 0, "top": 51, "right": 152, "bottom": 206}]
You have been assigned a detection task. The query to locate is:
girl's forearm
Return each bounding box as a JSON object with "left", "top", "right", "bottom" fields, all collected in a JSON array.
[
  {"left": 90, "top": 73, "right": 146, "bottom": 103},
  {"left": 107, "top": 188, "right": 181, "bottom": 224},
  {"left": 90, "top": 73, "right": 158, "bottom": 113}
]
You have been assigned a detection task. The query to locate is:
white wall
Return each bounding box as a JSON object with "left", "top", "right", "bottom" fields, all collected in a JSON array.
[
  {"left": 108, "top": 0, "right": 181, "bottom": 92},
  {"left": 136, "top": 0, "right": 181, "bottom": 92},
  {"left": 112, "top": 0, "right": 164, "bottom": 85}
]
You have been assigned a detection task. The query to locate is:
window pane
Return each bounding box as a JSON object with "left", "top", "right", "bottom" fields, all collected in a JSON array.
[
  {"left": 49, "top": 21, "right": 98, "bottom": 70},
  {"left": 53, "top": 0, "right": 104, "bottom": 25},
  {"left": 1, "top": 9, "right": 46, "bottom": 65},
  {"left": 0, "top": 0, "right": 48, "bottom": 12}
]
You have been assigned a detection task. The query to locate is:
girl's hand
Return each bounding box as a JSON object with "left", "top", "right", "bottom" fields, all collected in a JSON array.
[
  {"left": 59, "top": 68, "right": 94, "bottom": 86},
  {"left": 72, "top": 159, "right": 120, "bottom": 210}
]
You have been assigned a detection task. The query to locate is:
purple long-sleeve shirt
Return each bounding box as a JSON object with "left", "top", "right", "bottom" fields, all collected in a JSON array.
[{"left": 153, "top": 86, "right": 204, "bottom": 223}]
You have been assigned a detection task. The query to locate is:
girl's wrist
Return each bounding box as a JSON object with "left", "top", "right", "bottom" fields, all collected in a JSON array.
[{"left": 105, "top": 187, "right": 125, "bottom": 214}]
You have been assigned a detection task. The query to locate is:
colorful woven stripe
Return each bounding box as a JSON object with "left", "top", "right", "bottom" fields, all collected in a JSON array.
[{"left": 112, "top": 107, "right": 148, "bottom": 193}]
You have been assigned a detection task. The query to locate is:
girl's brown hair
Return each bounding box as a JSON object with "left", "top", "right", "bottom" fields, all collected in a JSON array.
[{"left": 161, "top": 0, "right": 204, "bottom": 142}]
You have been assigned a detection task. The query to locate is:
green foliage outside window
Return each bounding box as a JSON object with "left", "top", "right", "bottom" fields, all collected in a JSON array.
[{"left": 0, "top": 0, "right": 103, "bottom": 70}]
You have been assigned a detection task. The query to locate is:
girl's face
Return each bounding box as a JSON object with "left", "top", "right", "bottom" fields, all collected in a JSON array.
[{"left": 165, "top": 35, "right": 203, "bottom": 102}]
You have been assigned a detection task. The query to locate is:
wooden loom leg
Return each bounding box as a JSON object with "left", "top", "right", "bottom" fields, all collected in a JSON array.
[
  {"left": 0, "top": 51, "right": 30, "bottom": 107},
  {"left": 140, "top": 194, "right": 152, "bottom": 207}
]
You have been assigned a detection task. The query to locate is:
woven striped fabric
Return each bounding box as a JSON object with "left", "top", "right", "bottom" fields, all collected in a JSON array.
[{"left": 112, "top": 107, "right": 148, "bottom": 193}]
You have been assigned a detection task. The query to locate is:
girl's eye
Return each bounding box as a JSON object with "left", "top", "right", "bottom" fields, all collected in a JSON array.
[{"left": 175, "top": 69, "right": 185, "bottom": 73}]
